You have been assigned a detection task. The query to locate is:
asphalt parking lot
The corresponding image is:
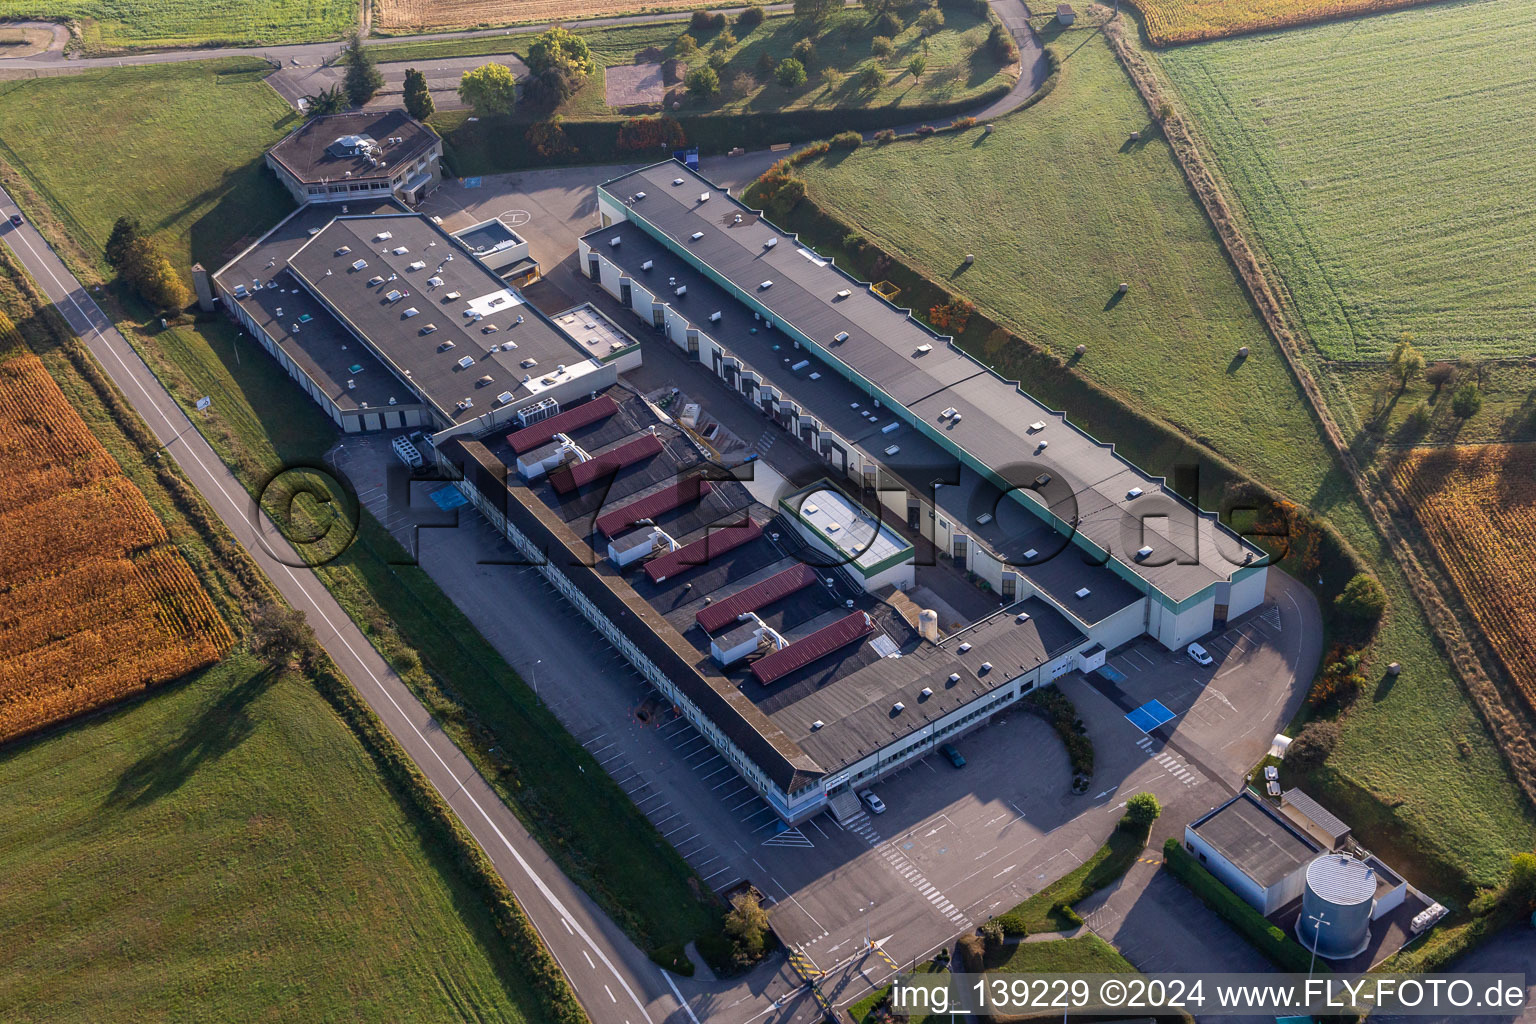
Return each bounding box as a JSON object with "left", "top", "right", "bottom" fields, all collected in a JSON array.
[{"left": 326, "top": 422, "right": 1319, "bottom": 1003}]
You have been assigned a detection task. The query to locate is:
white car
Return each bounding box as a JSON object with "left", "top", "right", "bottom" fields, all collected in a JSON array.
[
  {"left": 858, "top": 789, "right": 886, "bottom": 814},
  {"left": 1186, "top": 642, "right": 1214, "bottom": 666}
]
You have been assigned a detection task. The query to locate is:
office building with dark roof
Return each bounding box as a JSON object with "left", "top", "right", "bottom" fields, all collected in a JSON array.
[
  {"left": 266, "top": 110, "right": 444, "bottom": 208},
  {"left": 578, "top": 161, "right": 1269, "bottom": 655}
]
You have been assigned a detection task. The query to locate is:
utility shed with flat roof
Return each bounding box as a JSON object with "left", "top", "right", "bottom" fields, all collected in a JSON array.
[{"left": 1186, "top": 791, "right": 1320, "bottom": 916}]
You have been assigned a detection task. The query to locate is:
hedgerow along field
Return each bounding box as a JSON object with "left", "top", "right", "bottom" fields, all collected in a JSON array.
[
  {"left": 1127, "top": 0, "right": 1436, "bottom": 45},
  {"left": 0, "top": 0, "right": 355, "bottom": 51},
  {"left": 1157, "top": 0, "right": 1536, "bottom": 361},
  {"left": 0, "top": 311, "right": 232, "bottom": 742},
  {"left": 1393, "top": 445, "right": 1536, "bottom": 715},
  {"left": 790, "top": 30, "right": 1536, "bottom": 886}
]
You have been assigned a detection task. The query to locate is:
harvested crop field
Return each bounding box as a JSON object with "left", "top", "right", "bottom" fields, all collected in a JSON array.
[
  {"left": 1393, "top": 444, "right": 1536, "bottom": 709},
  {"left": 0, "top": 313, "right": 232, "bottom": 742},
  {"left": 1130, "top": 0, "right": 1435, "bottom": 45},
  {"left": 375, "top": 0, "right": 713, "bottom": 33}
]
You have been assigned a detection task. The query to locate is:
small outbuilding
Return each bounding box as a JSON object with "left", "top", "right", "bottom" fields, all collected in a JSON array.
[{"left": 1056, "top": 3, "right": 1076, "bottom": 24}]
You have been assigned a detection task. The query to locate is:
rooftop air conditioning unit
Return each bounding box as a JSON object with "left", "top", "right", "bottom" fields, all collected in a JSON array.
[
  {"left": 392, "top": 246, "right": 409, "bottom": 255},
  {"left": 427, "top": 276, "right": 443, "bottom": 287},
  {"left": 346, "top": 379, "right": 356, "bottom": 390},
  {"left": 834, "top": 331, "right": 849, "bottom": 343},
  {"left": 835, "top": 289, "right": 851, "bottom": 299},
  {"left": 759, "top": 280, "right": 773, "bottom": 290},
  {"left": 764, "top": 238, "right": 777, "bottom": 249},
  {"left": 810, "top": 720, "right": 824, "bottom": 731},
  {"left": 699, "top": 192, "right": 710, "bottom": 203},
  {"left": 457, "top": 355, "right": 475, "bottom": 369},
  {"left": 690, "top": 231, "right": 704, "bottom": 241},
  {"left": 1075, "top": 588, "right": 1091, "bottom": 599},
  {"left": 1127, "top": 487, "right": 1145, "bottom": 499},
  {"left": 445, "top": 290, "right": 460, "bottom": 300},
  {"left": 673, "top": 177, "right": 684, "bottom": 185},
  {"left": 958, "top": 642, "right": 972, "bottom": 653},
  {"left": 407, "top": 260, "right": 426, "bottom": 271},
  {"left": 1028, "top": 421, "right": 1047, "bottom": 433},
  {"left": 915, "top": 343, "right": 933, "bottom": 354},
  {"left": 1136, "top": 545, "right": 1154, "bottom": 559},
  {"left": 709, "top": 311, "right": 722, "bottom": 322},
  {"left": 375, "top": 231, "right": 392, "bottom": 242},
  {"left": 791, "top": 359, "right": 810, "bottom": 372},
  {"left": 640, "top": 260, "right": 653, "bottom": 271},
  {"left": 674, "top": 285, "right": 687, "bottom": 297},
  {"left": 634, "top": 191, "right": 646, "bottom": 200},
  {"left": 881, "top": 422, "right": 899, "bottom": 435}
]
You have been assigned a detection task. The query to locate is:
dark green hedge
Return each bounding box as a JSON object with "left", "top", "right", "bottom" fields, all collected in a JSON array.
[{"left": 1162, "top": 838, "right": 1324, "bottom": 974}]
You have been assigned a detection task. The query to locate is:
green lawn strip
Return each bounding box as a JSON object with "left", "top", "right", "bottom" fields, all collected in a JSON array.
[
  {"left": 1154, "top": 0, "right": 1536, "bottom": 361},
  {"left": 781, "top": 33, "right": 1536, "bottom": 889},
  {"left": 0, "top": 0, "right": 355, "bottom": 52},
  {"left": 989, "top": 933, "right": 1135, "bottom": 974},
  {"left": 0, "top": 656, "right": 546, "bottom": 1023},
  {"left": 1161, "top": 838, "right": 1322, "bottom": 974},
  {"left": 996, "top": 821, "right": 1148, "bottom": 935}
]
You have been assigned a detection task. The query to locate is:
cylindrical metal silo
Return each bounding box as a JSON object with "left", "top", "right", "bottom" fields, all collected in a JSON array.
[{"left": 1295, "top": 855, "right": 1375, "bottom": 960}]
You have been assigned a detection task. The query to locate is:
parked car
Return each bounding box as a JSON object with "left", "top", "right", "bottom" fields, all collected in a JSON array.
[
  {"left": 858, "top": 789, "right": 886, "bottom": 814},
  {"left": 1187, "top": 642, "right": 1214, "bottom": 666},
  {"left": 940, "top": 743, "right": 966, "bottom": 768},
  {"left": 7, "top": 214, "right": 21, "bottom": 227}
]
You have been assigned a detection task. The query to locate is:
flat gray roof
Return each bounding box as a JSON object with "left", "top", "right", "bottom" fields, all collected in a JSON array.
[
  {"left": 268, "top": 109, "right": 438, "bottom": 185},
  {"left": 455, "top": 218, "right": 525, "bottom": 257},
  {"left": 1191, "top": 791, "right": 1319, "bottom": 889},
  {"left": 284, "top": 213, "right": 603, "bottom": 424},
  {"left": 598, "top": 162, "right": 1267, "bottom": 605},
  {"left": 591, "top": 223, "right": 1145, "bottom": 625}
]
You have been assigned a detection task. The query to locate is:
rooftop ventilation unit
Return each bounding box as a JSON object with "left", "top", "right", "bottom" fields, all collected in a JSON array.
[
  {"left": 392, "top": 246, "right": 409, "bottom": 255},
  {"left": 497, "top": 391, "right": 514, "bottom": 405},
  {"left": 733, "top": 213, "right": 742, "bottom": 224},
  {"left": 477, "top": 374, "right": 494, "bottom": 386},
  {"left": 351, "top": 259, "right": 368, "bottom": 271},
  {"left": 764, "top": 238, "right": 777, "bottom": 249},
  {"left": 920, "top": 687, "right": 933, "bottom": 698},
  {"left": 1028, "top": 421, "right": 1047, "bottom": 433},
  {"left": 791, "top": 359, "right": 810, "bottom": 372},
  {"left": 374, "top": 231, "right": 393, "bottom": 242},
  {"left": 427, "top": 276, "right": 443, "bottom": 287},
  {"left": 690, "top": 231, "right": 704, "bottom": 241},
  {"left": 976, "top": 512, "right": 994, "bottom": 525},
  {"left": 609, "top": 236, "right": 621, "bottom": 247},
  {"left": 941, "top": 407, "right": 958, "bottom": 419},
  {"left": 1023, "top": 548, "right": 1038, "bottom": 560},
  {"left": 366, "top": 275, "right": 384, "bottom": 286},
  {"left": 1036, "top": 439, "right": 1048, "bottom": 450},
  {"left": 634, "top": 191, "right": 646, "bottom": 200},
  {"left": 673, "top": 177, "right": 684, "bottom": 185},
  {"left": 419, "top": 323, "right": 437, "bottom": 335},
  {"left": 881, "top": 422, "right": 899, "bottom": 435},
  {"left": 674, "top": 285, "right": 687, "bottom": 297},
  {"left": 407, "top": 260, "right": 426, "bottom": 271},
  {"left": 951, "top": 412, "right": 963, "bottom": 423},
  {"left": 699, "top": 192, "right": 710, "bottom": 203},
  {"left": 709, "top": 311, "right": 722, "bottom": 322},
  {"left": 521, "top": 358, "right": 538, "bottom": 368},
  {"left": 958, "top": 642, "right": 972, "bottom": 653},
  {"left": 759, "top": 280, "right": 773, "bottom": 290},
  {"left": 445, "top": 290, "right": 461, "bottom": 300},
  {"left": 1136, "top": 545, "right": 1154, "bottom": 559},
  {"left": 835, "top": 289, "right": 851, "bottom": 299},
  {"left": 457, "top": 356, "right": 475, "bottom": 369},
  {"left": 884, "top": 445, "right": 900, "bottom": 456},
  {"left": 438, "top": 340, "right": 456, "bottom": 351},
  {"left": 640, "top": 260, "right": 653, "bottom": 271},
  {"left": 834, "top": 331, "right": 849, "bottom": 343},
  {"left": 385, "top": 289, "right": 402, "bottom": 302},
  {"left": 402, "top": 307, "right": 419, "bottom": 318},
  {"left": 1127, "top": 487, "right": 1145, "bottom": 499},
  {"left": 1016, "top": 612, "right": 1031, "bottom": 623},
  {"left": 948, "top": 673, "right": 961, "bottom": 684},
  {"left": 335, "top": 246, "right": 352, "bottom": 256},
  {"left": 1075, "top": 587, "right": 1091, "bottom": 599},
  {"left": 892, "top": 702, "right": 905, "bottom": 713},
  {"left": 915, "top": 343, "right": 933, "bottom": 354},
  {"left": 810, "top": 720, "right": 824, "bottom": 730},
  {"left": 980, "top": 662, "right": 993, "bottom": 673}
]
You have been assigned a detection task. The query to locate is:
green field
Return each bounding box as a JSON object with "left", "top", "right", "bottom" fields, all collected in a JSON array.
[
  {"left": 0, "top": 0, "right": 355, "bottom": 51},
  {"left": 1156, "top": 0, "right": 1536, "bottom": 361},
  {"left": 791, "top": 32, "right": 1536, "bottom": 888},
  {"left": 0, "top": 657, "right": 545, "bottom": 1022},
  {"left": 374, "top": 8, "right": 1008, "bottom": 120},
  {"left": 0, "top": 60, "right": 296, "bottom": 274},
  {"left": 989, "top": 934, "right": 1136, "bottom": 974}
]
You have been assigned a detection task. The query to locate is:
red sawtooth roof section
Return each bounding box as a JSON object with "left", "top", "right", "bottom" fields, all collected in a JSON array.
[
  {"left": 596, "top": 476, "right": 715, "bottom": 538},
  {"left": 549, "top": 433, "right": 663, "bottom": 495},
  {"left": 696, "top": 563, "right": 819, "bottom": 633},
  {"left": 644, "top": 517, "right": 762, "bottom": 583},
  {"left": 750, "top": 611, "right": 875, "bottom": 685},
  {"left": 506, "top": 396, "right": 617, "bottom": 454}
]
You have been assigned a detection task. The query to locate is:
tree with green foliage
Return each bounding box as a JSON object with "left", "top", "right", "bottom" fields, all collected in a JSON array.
[
  {"left": 916, "top": 5, "right": 945, "bottom": 33},
  {"left": 775, "top": 57, "right": 807, "bottom": 89},
  {"left": 403, "top": 67, "right": 434, "bottom": 121},
  {"left": 1390, "top": 334, "right": 1425, "bottom": 390},
  {"left": 1336, "top": 572, "right": 1386, "bottom": 622},
  {"left": 526, "top": 26, "right": 596, "bottom": 79},
  {"left": 736, "top": 4, "right": 766, "bottom": 28},
  {"left": 724, "top": 892, "right": 769, "bottom": 966},
  {"left": 1125, "top": 792, "right": 1161, "bottom": 828},
  {"left": 104, "top": 216, "right": 142, "bottom": 271},
  {"left": 249, "top": 603, "right": 318, "bottom": 672},
  {"left": 907, "top": 53, "right": 927, "bottom": 79},
  {"left": 458, "top": 63, "right": 517, "bottom": 116},
  {"left": 342, "top": 32, "right": 383, "bottom": 108},
  {"left": 861, "top": 0, "right": 901, "bottom": 14},
  {"left": 103, "top": 216, "right": 190, "bottom": 312},
  {"left": 685, "top": 64, "right": 720, "bottom": 97},
  {"left": 791, "top": 37, "right": 817, "bottom": 68},
  {"left": 303, "top": 86, "right": 347, "bottom": 117},
  {"left": 823, "top": 67, "right": 845, "bottom": 92},
  {"left": 871, "top": 34, "right": 894, "bottom": 59},
  {"left": 857, "top": 60, "right": 885, "bottom": 89},
  {"left": 793, "top": 0, "right": 839, "bottom": 24},
  {"left": 675, "top": 32, "right": 698, "bottom": 56},
  {"left": 1452, "top": 382, "right": 1483, "bottom": 419},
  {"left": 525, "top": 117, "right": 576, "bottom": 158},
  {"left": 1285, "top": 720, "right": 1339, "bottom": 774}
]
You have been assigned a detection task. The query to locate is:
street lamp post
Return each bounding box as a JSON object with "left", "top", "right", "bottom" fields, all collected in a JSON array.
[
  {"left": 532, "top": 658, "right": 542, "bottom": 700},
  {"left": 1305, "top": 909, "right": 1330, "bottom": 985}
]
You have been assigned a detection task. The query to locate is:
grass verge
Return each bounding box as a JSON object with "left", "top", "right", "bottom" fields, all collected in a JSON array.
[
  {"left": 996, "top": 820, "right": 1148, "bottom": 934},
  {"left": 0, "top": 0, "right": 355, "bottom": 52}
]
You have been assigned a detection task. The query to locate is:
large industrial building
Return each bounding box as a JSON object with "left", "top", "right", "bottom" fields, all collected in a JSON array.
[{"left": 266, "top": 110, "right": 444, "bottom": 208}]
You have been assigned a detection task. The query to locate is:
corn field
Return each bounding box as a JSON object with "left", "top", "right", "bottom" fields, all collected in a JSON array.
[
  {"left": 1394, "top": 445, "right": 1536, "bottom": 711},
  {"left": 0, "top": 314, "right": 232, "bottom": 744},
  {"left": 1132, "top": 0, "right": 1437, "bottom": 45}
]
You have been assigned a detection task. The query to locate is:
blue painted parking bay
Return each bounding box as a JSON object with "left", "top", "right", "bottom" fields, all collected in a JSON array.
[
  {"left": 429, "top": 485, "right": 469, "bottom": 511},
  {"left": 1125, "top": 699, "right": 1176, "bottom": 733}
]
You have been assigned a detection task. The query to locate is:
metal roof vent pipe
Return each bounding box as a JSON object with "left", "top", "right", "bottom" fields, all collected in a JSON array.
[{"left": 918, "top": 609, "right": 940, "bottom": 642}]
